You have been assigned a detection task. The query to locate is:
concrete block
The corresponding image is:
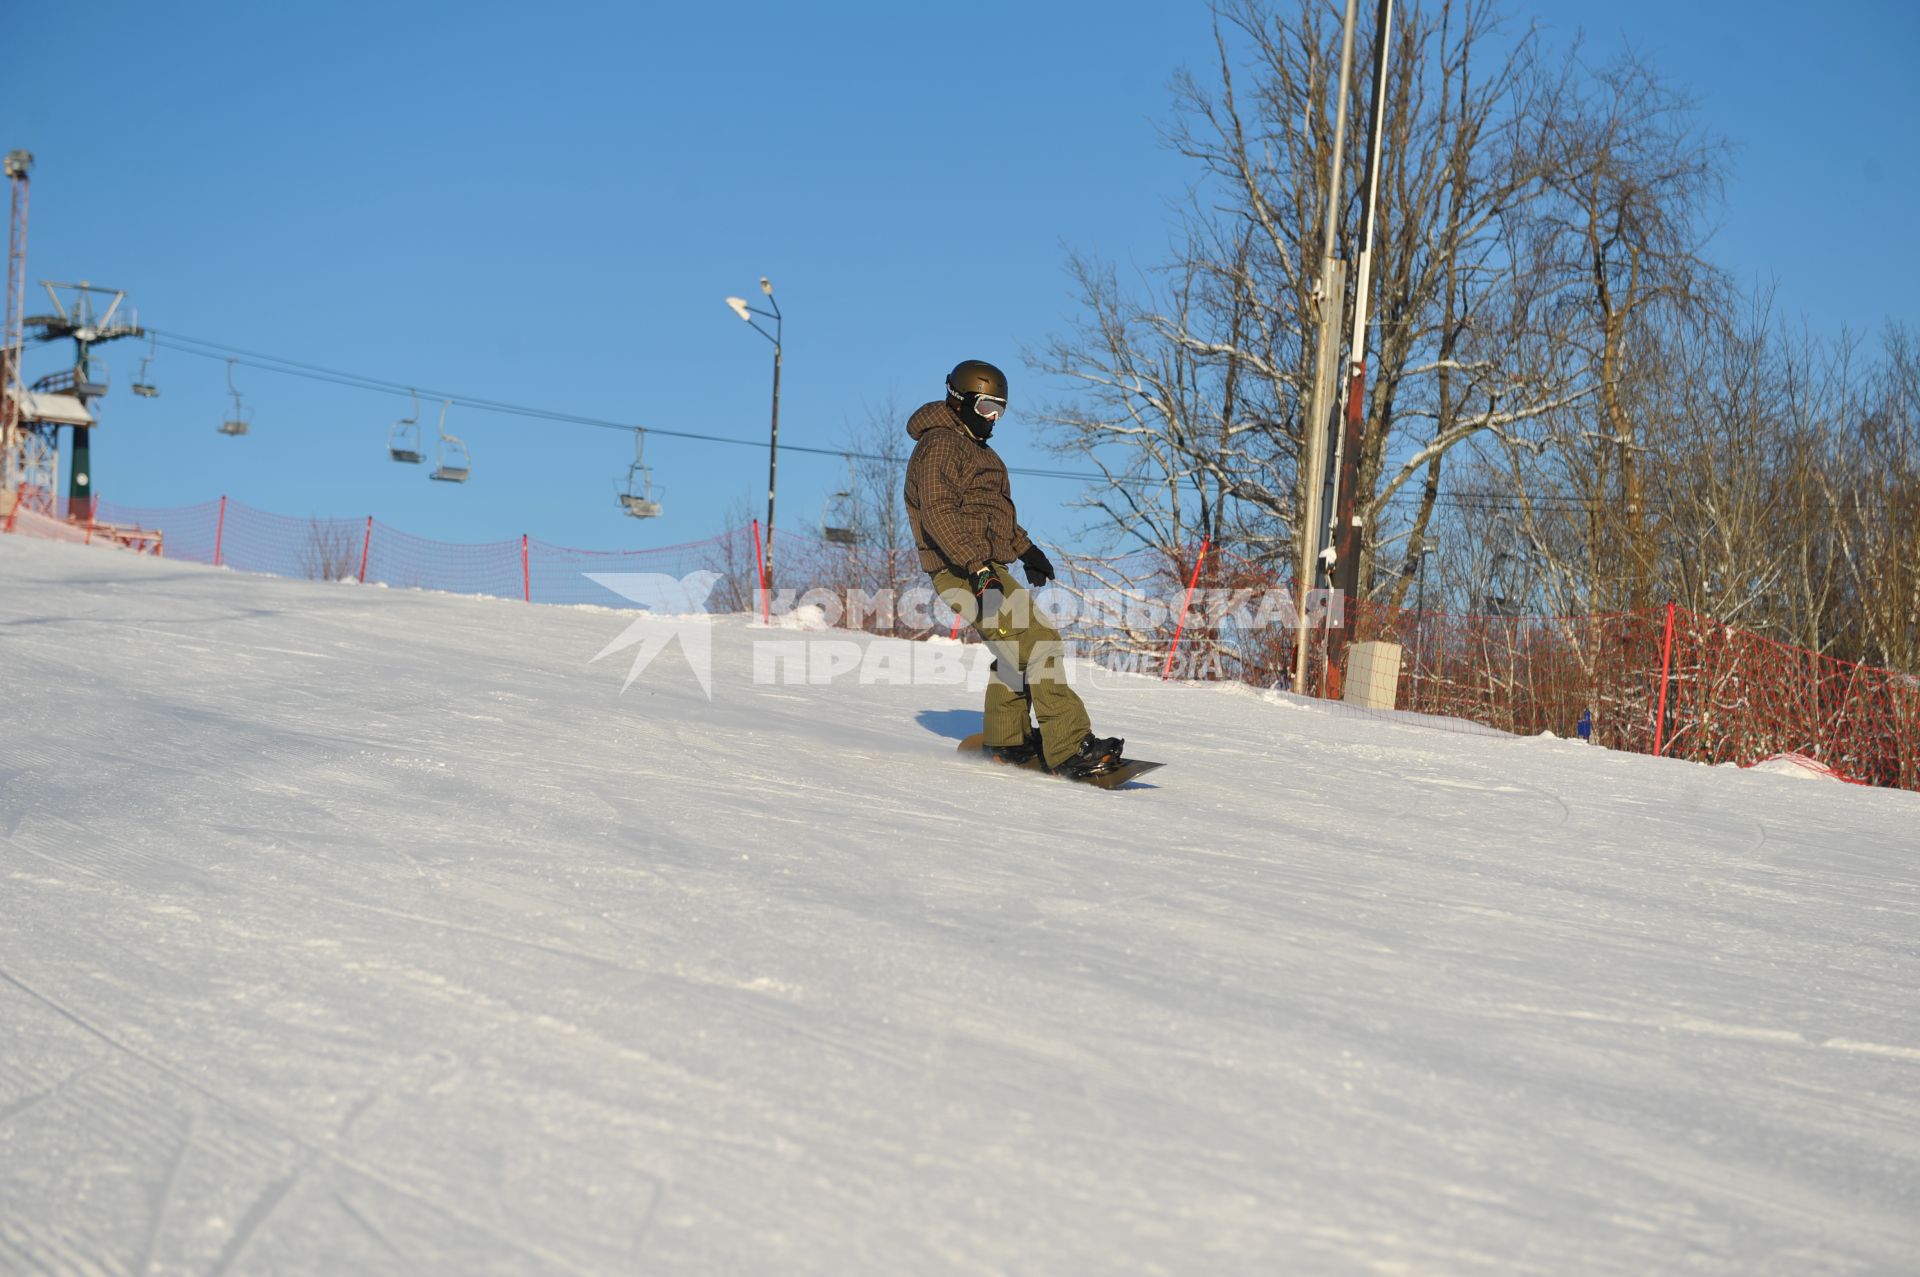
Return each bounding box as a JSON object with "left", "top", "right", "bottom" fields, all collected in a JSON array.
[{"left": 1344, "top": 641, "right": 1403, "bottom": 710}]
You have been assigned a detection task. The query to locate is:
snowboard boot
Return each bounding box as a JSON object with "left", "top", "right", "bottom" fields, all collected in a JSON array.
[
  {"left": 986, "top": 728, "right": 1043, "bottom": 766},
  {"left": 1053, "top": 732, "right": 1125, "bottom": 778}
]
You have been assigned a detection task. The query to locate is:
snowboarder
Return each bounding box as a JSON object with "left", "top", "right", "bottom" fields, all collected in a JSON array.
[{"left": 904, "top": 359, "right": 1125, "bottom": 777}]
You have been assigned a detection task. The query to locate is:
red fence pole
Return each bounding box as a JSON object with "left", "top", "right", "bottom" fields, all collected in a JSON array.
[
  {"left": 358, "top": 516, "right": 373, "bottom": 584},
  {"left": 213, "top": 495, "right": 227, "bottom": 566},
  {"left": 521, "top": 534, "right": 530, "bottom": 602},
  {"left": 1162, "top": 536, "right": 1211, "bottom": 680},
  {"left": 750, "top": 519, "right": 768, "bottom": 624},
  {"left": 1653, "top": 601, "right": 1677, "bottom": 757}
]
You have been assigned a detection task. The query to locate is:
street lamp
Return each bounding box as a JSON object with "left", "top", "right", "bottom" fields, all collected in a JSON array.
[{"left": 725, "top": 277, "right": 782, "bottom": 596}]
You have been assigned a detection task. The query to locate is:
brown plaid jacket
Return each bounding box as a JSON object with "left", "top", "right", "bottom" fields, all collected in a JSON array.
[{"left": 902, "top": 400, "right": 1032, "bottom": 574}]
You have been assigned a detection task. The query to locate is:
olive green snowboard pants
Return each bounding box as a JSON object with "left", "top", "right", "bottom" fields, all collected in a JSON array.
[{"left": 932, "top": 563, "right": 1093, "bottom": 770}]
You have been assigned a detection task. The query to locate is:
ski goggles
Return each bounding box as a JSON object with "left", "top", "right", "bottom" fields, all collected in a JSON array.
[{"left": 965, "top": 393, "right": 1008, "bottom": 421}]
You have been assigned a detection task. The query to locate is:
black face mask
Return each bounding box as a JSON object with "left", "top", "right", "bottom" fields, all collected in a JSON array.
[{"left": 953, "top": 392, "right": 1004, "bottom": 441}]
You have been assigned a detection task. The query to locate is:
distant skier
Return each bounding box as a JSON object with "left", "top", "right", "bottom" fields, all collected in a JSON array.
[{"left": 904, "top": 358, "right": 1124, "bottom": 777}]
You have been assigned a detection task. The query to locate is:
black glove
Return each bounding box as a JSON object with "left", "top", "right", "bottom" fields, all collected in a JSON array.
[
  {"left": 1018, "top": 544, "right": 1056, "bottom": 588},
  {"left": 969, "top": 565, "right": 1010, "bottom": 637}
]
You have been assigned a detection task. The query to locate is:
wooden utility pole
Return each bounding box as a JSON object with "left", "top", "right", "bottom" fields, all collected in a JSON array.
[
  {"left": 1292, "top": 0, "right": 1359, "bottom": 695},
  {"left": 1325, "top": 0, "right": 1396, "bottom": 686}
]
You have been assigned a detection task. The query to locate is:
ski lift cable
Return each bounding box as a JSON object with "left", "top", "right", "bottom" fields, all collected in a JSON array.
[
  {"left": 145, "top": 328, "right": 1678, "bottom": 513},
  {"left": 144, "top": 328, "right": 1148, "bottom": 485}
]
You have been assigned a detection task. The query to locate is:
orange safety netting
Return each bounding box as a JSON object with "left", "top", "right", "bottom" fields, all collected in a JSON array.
[{"left": 1342, "top": 602, "right": 1920, "bottom": 789}]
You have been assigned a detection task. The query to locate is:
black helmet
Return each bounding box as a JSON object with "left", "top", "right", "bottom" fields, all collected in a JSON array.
[{"left": 946, "top": 359, "right": 1008, "bottom": 402}]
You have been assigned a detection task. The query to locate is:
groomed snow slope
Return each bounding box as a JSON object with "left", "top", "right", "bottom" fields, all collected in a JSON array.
[{"left": 1, "top": 534, "right": 1915, "bottom": 1276}]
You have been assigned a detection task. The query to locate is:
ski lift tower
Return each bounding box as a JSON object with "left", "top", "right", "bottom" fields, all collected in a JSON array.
[
  {"left": 23, "top": 280, "right": 144, "bottom": 521},
  {"left": 1, "top": 150, "right": 32, "bottom": 518}
]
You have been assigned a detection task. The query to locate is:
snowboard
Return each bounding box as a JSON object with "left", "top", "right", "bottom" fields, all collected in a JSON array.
[{"left": 956, "top": 732, "right": 1165, "bottom": 790}]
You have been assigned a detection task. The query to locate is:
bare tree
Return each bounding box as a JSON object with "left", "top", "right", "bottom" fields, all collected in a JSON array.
[
  {"left": 848, "top": 393, "right": 913, "bottom": 568},
  {"left": 1036, "top": 0, "right": 1586, "bottom": 600},
  {"left": 702, "top": 494, "right": 763, "bottom": 615},
  {"left": 1033, "top": 0, "right": 1916, "bottom": 691},
  {"left": 1484, "top": 47, "right": 1730, "bottom": 614},
  {"left": 299, "top": 518, "right": 359, "bottom": 582},
  {"left": 1824, "top": 325, "right": 1920, "bottom": 671}
]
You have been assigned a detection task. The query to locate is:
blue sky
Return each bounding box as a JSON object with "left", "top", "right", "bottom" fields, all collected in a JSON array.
[{"left": 11, "top": 1, "right": 1916, "bottom": 553}]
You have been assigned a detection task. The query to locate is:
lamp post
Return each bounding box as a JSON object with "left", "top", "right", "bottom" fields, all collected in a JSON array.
[
  {"left": 1413, "top": 536, "right": 1437, "bottom": 703},
  {"left": 726, "top": 278, "right": 781, "bottom": 596},
  {"left": 1416, "top": 536, "right": 1436, "bottom": 616}
]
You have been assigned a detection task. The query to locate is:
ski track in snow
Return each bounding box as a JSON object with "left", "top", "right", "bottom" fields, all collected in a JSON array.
[{"left": 1, "top": 534, "right": 1917, "bottom": 1275}]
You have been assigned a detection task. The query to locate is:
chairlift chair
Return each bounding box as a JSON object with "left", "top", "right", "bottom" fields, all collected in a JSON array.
[
  {"left": 821, "top": 491, "right": 857, "bottom": 545},
  {"left": 219, "top": 359, "right": 250, "bottom": 436},
  {"left": 429, "top": 399, "right": 470, "bottom": 482},
  {"left": 619, "top": 427, "right": 662, "bottom": 518},
  {"left": 821, "top": 458, "right": 857, "bottom": 544},
  {"left": 388, "top": 388, "right": 424, "bottom": 463},
  {"left": 131, "top": 334, "right": 159, "bottom": 398},
  {"left": 75, "top": 361, "right": 109, "bottom": 399}
]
